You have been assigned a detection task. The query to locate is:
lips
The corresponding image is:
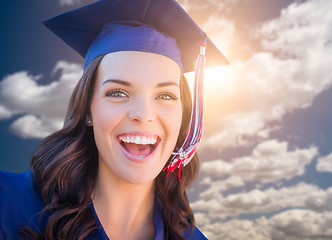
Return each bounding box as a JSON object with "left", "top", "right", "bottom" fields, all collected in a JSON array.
[{"left": 117, "top": 134, "right": 160, "bottom": 160}]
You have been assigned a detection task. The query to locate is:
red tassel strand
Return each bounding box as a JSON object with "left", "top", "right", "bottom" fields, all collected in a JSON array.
[{"left": 163, "top": 37, "right": 207, "bottom": 181}]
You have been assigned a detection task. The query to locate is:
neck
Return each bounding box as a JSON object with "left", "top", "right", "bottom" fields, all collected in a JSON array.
[{"left": 92, "top": 160, "right": 156, "bottom": 240}]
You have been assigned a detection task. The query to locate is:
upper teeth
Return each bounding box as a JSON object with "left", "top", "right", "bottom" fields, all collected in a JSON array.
[{"left": 119, "top": 135, "right": 157, "bottom": 145}]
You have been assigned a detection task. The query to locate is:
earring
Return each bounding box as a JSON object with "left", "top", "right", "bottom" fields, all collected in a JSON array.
[
  {"left": 87, "top": 120, "right": 91, "bottom": 124},
  {"left": 87, "top": 119, "right": 92, "bottom": 126}
]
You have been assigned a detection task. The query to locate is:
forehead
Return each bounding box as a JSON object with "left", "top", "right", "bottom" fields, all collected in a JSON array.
[{"left": 96, "top": 51, "right": 181, "bottom": 85}]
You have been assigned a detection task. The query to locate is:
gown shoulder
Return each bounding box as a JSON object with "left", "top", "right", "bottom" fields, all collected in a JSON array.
[
  {"left": 0, "top": 170, "right": 44, "bottom": 240},
  {"left": 184, "top": 225, "right": 208, "bottom": 240}
]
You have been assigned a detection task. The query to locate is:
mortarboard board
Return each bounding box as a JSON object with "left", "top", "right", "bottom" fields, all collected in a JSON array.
[{"left": 43, "top": 0, "right": 228, "bottom": 73}]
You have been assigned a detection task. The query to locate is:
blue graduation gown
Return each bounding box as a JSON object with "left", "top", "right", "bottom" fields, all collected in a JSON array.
[{"left": 0, "top": 171, "right": 207, "bottom": 239}]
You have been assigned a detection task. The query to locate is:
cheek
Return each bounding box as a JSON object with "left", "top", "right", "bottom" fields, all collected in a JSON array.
[
  {"left": 171, "top": 107, "right": 183, "bottom": 136},
  {"left": 90, "top": 100, "right": 125, "bottom": 143},
  {"left": 162, "top": 103, "right": 183, "bottom": 143}
]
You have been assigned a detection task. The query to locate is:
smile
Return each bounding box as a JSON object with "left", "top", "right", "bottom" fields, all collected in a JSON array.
[{"left": 117, "top": 134, "right": 161, "bottom": 162}]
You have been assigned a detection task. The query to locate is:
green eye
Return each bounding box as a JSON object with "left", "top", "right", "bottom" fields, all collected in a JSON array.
[{"left": 106, "top": 89, "right": 128, "bottom": 98}]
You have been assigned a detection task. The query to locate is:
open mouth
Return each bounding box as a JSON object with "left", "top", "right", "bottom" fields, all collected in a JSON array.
[{"left": 117, "top": 135, "right": 160, "bottom": 158}]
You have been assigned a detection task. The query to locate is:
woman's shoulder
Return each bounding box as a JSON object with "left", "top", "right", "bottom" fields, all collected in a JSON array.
[
  {"left": 184, "top": 225, "right": 208, "bottom": 240},
  {"left": 0, "top": 170, "right": 32, "bottom": 189},
  {"left": 0, "top": 170, "right": 44, "bottom": 239},
  {"left": 0, "top": 170, "right": 42, "bottom": 205}
]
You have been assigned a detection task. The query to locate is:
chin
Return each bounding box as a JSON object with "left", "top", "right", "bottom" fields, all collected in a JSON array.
[{"left": 121, "top": 170, "right": 160, "bottom": 185}]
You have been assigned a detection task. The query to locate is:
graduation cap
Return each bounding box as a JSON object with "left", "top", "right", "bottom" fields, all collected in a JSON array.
[{"left": 43, "top": 0, "right": 228, "bottom": 72}]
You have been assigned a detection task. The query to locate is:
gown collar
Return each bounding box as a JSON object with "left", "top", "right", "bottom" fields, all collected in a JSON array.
[{"left": 88, "top": 197, "right": 165, "bottom": 240}]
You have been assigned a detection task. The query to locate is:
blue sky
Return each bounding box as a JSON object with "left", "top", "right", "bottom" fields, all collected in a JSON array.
[{"left": 1, "top": 0, "right": 332, "bottom": 239}]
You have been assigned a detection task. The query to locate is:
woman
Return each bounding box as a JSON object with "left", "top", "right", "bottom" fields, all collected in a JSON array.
[{"left": 0, "top": 0, "right": 228, "bottom": 239}]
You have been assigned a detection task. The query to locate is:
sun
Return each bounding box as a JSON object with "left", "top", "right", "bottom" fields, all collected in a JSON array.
[{"left": 184, "top": 65, "right": 233, "bottom": 94}]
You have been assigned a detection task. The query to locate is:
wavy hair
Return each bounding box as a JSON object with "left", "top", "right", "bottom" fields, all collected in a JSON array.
[{"left": 19, "top": 54, "right": 199, "bottom": 240}]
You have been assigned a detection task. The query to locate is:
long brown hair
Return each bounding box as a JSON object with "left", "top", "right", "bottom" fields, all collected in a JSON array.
[{"left": 19, "top": 54, "right": 199, "bottom": 240}]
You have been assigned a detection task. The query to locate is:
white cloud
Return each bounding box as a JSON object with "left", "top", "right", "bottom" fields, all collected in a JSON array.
[
  {"left": 316, "top": 153, "right": 332, "bottom": 173},
  {"left": 197, "top": 217, "right": 270, "bottom": 240},
  {"left": 9, "top": 115, "right": 63, "bottom": 139},
  {"left": 220, "top": 183, "right": 324, "bottom": 215},
  {"left": 59, "top": 0, "right": 82, "bottom": 7},
  {"left": 0, "top": 61, "right": 82, "bottom": 139},
  {"left": 193, "top": 179, "right": 332, "bottom": 238},
  {"left": 188, "top": 0, "right": 332, "bottom": 151},
  {"left": 257, "top": 0, "right": 332, "bottom": 60},
  {"left": 202, "top": 16, "right": 235, "bottom": 57},
  {"left": 199, "top": 176, "right": 244, "bottom": 200},
  {"left": 178, "top": 0, "right": 240, "bottom": 12},
  {"left": 200, "top": 140, "right": 318, "bottom": 183},
  {"left": 305, "top": 187, "right": 332, "bottom": 212},
  {"left": 201, "top": 110, "right": 270, "bottom": 150},
  {"left": 196, "top": 209, "right": 332, "bottom": 240},
  {"left": 192, "top": 182, "right": 325, "bottom": 220},
  {"left": 194, "top": 140, "right": 318, "bottom": 220},
  {"left": 190, "top": 1, "right": 332, "bottom": 237},
  {"left": 269, "top": 209, "right": 332, "bottom": 240},
  {"left": 0, "top": 105, "right": 12, "bottom": 120}
]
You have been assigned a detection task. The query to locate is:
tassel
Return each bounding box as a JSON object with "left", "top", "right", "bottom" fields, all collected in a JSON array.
[{"left": 163, "top": 36, "right": 207, "bottom": 181}]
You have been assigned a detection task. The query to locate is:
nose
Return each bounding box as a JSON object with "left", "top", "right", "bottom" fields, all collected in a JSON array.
[{"left": 128, "top": 96, "right": 156, "bottom": 123}]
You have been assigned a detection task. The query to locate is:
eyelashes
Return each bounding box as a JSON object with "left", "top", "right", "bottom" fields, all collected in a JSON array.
[
  {"left": 105, "top": 89, "right": 129, "bottom": 98},
  {"left": 105, "top": 89, "right": 178, "bottom": 101},
  {"left": 156, "top": 92, "right": 178, "bottom": 100}
]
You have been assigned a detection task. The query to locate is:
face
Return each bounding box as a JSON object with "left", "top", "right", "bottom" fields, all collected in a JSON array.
[{"left": 90, "top": 51, "right": 182, "bottom": 184}]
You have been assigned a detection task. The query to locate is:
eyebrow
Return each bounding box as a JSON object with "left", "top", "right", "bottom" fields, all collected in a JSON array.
[
  {"left": 156, "top": 81, "right": 179, "bottom": 88},
  {"left": 102, "top": 79, "right": 179, "bottom": 88},
  {"left": 102, "top": 79, "right": 131, "bottom": 86}
]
